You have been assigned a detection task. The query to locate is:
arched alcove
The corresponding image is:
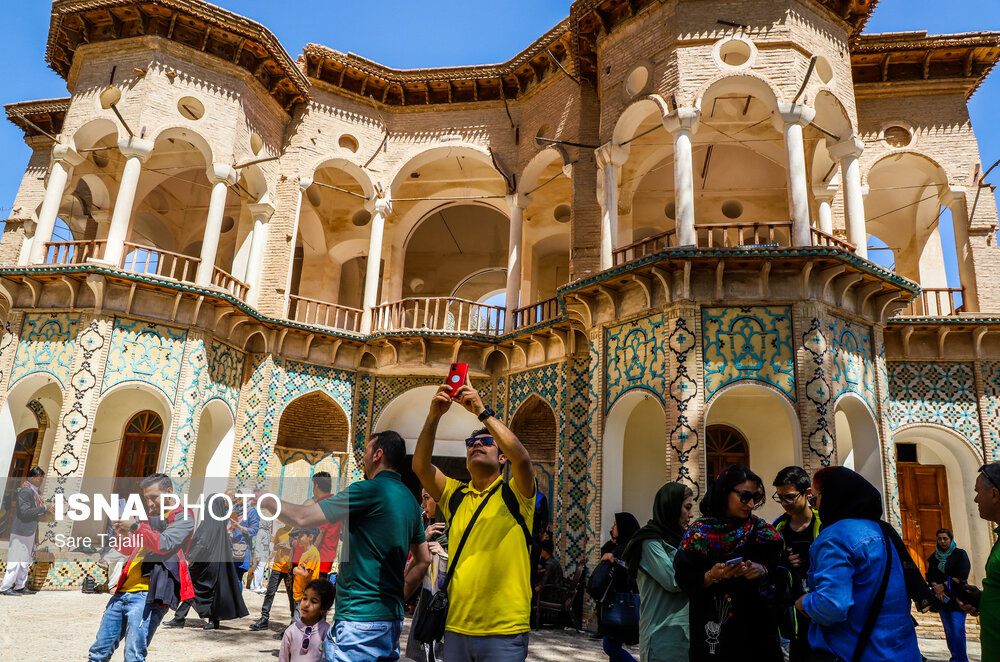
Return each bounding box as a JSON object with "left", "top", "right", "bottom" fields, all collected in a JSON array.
[
  {"left": 602, "top": 390, "right": 667, "bottom": 540},
  {"left": 277, "top": 392, "right": 349, "bottom": 454},
  {"left": 190, "top": 399, "right": 236, "bottom": 497},
  {"left": 509, "top": 395, "right": 558, "bottom": 508},
  {"left": 834, "top": 394, "right": 883, "bottom": 492}
]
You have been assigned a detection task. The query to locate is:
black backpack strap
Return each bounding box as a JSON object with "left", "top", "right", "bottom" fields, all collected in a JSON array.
[
  {"left": 851, "top": 527, "right": 893, "bottom": 662},
  {"left": 440, "top": 481, "right": 503, "bottom": 593},
  {"left": 447, "top": 485, "right": 467, "bottom": 523},
  {"left": 500, "top": 481, "right": 533, "bottom": 551}
]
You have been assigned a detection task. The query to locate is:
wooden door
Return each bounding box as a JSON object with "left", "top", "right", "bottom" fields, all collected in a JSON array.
[
  {"left": 706, "top": 425, "right": 750, "bottom": 480},
  {"left": 2, "top": 429, "right": 39, "bottom": 535},
  {"left": 114, "top": 411, "right": 163, "bottom": 496},
  {"left": 897, "top": 463, "right": 951, "bottom": 575}
]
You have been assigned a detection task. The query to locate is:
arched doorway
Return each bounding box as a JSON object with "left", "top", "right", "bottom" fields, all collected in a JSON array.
[
  {"left": 272, "top": 392, "right": 350, "bottom": 503},
  {"left": 114, "top": 411, "right": 164, "bottom": 495},
  {"left": 1, "top": 428, "right": 40, "bottom": 536},
  {"left": 509, "top": 395, "right": 558, "bottom": 512},
  {"left": 705, "top": 425, "right": 750, "bottom": 479},
  {"left": 190, "top": 400, "right": 236, "bottom": 498},
  {"left": 834, "top": 395, "right": 883, "bottom": 492},
  {"left": 704, "top": 384, "right": 800, "bottom": 521},
  {"left": 603, "top": 391, "right": 667, "bottom": 539}
]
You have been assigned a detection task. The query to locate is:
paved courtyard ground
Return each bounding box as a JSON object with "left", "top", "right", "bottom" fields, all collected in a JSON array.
[{"left": 0, "top": 589, "right": 980, "bottom": 661}]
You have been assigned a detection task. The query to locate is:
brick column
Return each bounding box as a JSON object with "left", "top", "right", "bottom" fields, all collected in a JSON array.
[
  {"left": 793, "top": 302, "right": 835, "bottom": 472},
  {"left": 871, "top": 325, "right": 902, "bottom": 528},
  {"left": 664, "top": 307, "right": 705, "bottom": 497}
]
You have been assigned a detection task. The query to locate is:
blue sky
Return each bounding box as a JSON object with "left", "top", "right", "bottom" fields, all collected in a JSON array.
[{"left": 0, "top": 0, "right": 998, "bottom": 279}]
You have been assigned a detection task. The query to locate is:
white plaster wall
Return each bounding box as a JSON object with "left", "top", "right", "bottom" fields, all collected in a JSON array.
[{"left": 622, "top": 396, "right": 667, "bottom": 526}]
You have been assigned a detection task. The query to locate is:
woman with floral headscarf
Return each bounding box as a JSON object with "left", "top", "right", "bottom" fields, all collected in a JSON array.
[{"left": 674, "top": 465, "right": 784, "bottom": 661}]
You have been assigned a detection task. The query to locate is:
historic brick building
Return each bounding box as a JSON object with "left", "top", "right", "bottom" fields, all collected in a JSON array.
[{"left": 2, "top": 0, "right": 999, "bottom": 588}]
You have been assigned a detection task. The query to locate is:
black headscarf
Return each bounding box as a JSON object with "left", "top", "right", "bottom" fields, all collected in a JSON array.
[
  {"left": 614, "top": 512, "right": 641, "bottom": 549},
  {"left": 185, "top": 494, "right": 249, "bottom": 621},
  {"left": 816, "top": 467, "right": 935, "bottom": 611},
  {"left": 622, "top": 483, "right": 690, "bottom": 583}
]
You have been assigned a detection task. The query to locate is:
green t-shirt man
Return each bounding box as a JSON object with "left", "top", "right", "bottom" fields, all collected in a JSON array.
[{"left": 318, "top": 470, "right": 425, "bottom": 622}]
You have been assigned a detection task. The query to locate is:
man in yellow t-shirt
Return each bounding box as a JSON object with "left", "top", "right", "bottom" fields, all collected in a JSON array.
[{"left": 413, "top": 375, "right": 536, "bottom": 661}]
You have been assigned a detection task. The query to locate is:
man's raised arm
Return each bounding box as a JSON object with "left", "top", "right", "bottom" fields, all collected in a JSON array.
[{"left": 412, "top": 384, "right": 451, "bottom": 502}]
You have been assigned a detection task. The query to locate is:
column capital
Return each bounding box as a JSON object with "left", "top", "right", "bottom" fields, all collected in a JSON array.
[
  {"left": 506, "top": 193, "right": 532, "bottom": 210},
  {"left": 775, "top": 103, "right": 816, "bottom": 128},
  {"left": 828, "top": 136, "right": 864, "bottom": 161},
  {"left": 116, "top": 136, "right": 154, "bottom": 162},
  {"left": 248, "top": 200, "right": 276, "bottom": 221},
  {"left": 373, "top": 196, "right": 392, "bottom": 216},
  {"left": 940, "top": 186, "right": 967, "bottom": 206},
  {"left": 662, "top": 107, "right": 701, "bottom": 134},
  {"left": 90, "top": 209, "right": 111, "bottom": 225},
  {"left": 298, "top": 176, "right": 313, "bottom": 192},
  {"left": 206, "top": 163, "right": 238, "bottom": 186},
  {"left": 595, "top": 142, "right": 629, "bottom": 169},
  {"left": 51, "top": 143, "right": 85, "bottom": 168},
  {"left": 812, "top": 182, "right": 840, "bottom": 201}
]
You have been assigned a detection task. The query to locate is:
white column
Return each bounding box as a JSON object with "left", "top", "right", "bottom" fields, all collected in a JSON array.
[
  {"left": 100, "top": 137, "right": 154, "bottom": 266},
  {"left": 195, "top": 164, "right": 238, "bottom": 287},
  {"left": 663, "top": 108, "right": 701, "bottom": 247},
  {"left": 943, "top": 186, "right": 979, "bottom": 313},
  {"left": 776, "top": 104, "right": 816, "bottom": 247},
  {"left": 28, "top": 144, "right": 83, "bottom": 265},
  {"left": 244, "top": 199, "right": 275, "bottom": 306},
  {"left": 360, "top": 196, "right": 391, "bottom": 334},
  {"left": 813, "top": 182, "right": 838, "bottom": 236},
  {"left": 595, "top": 143, "right": 629, "bottom": 270},
  {"left": 504, "top": 193, "right": 530, "bottom": 331},
  {"left": 829, "top": 137, "right": 867, "bottom": 259}
]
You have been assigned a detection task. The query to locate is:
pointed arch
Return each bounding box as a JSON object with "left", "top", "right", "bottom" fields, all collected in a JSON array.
[
  {"left": 277, "top": 390, "right": 350, "bottom": 454},
  {"left": 509, "top": 394, "right": 558, "bottom": 464}
]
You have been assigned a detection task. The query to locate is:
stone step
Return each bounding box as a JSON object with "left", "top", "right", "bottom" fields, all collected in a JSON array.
[{"left": 913, "top": 610, "right": 980, "bottom": 640}]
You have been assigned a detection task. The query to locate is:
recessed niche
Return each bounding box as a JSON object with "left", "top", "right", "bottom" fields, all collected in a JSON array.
[
  {"left": 815, "top": 56, "right": 834, "bottom": 85},
  {"left": 883, "top": 125, "right": 912, "bottom": 148},
  {"left": 99, "top": 86, "right": 122, "bottom": 110},
  {"left": 553, "top": 204, "right": 571, "bottom": 223},
  {"left": 250, "top": 133, "right": 263, "bottom": 155},
  {"left": 339, "top": 134, "right": 359, "bottom": 153},
  {"left": 177, "top": 96, "right": 205, "bottom": 120},
  {"left": 716, "top": 38, "right": 754, "bottom": 68},
  {"left": 352, "top": 209, "right": 372, "bottom": 227},
  {"left": 624, "top": 65, "right": 650, "bottom": 97},
  {"left": 221, "top": 216, "right": 235, "bottom": 233},
  {"left": 721, "top": 200, "right": 744, "bottom": 219},
  {"left": 664, "top": 202, "right": 676, "bottom": 220},
  {"left": 535, "top": 124, "right": 551, "bottom": 146}
]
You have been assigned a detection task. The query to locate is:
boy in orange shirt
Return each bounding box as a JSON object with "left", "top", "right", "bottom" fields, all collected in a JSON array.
[
  {"left": 292, "top": 528, "right": 322, "bottom": 604},
  {"left": 250, "top": 524, "right": 299, "bottom": 630}
]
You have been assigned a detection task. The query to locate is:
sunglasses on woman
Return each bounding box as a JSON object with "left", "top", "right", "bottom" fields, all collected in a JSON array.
[{"left": 733, "top": 489, "right": 766, "bottom": 508}]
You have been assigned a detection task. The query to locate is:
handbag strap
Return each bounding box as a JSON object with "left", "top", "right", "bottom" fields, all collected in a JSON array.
[
  {"left": 440, "top": 481, "right": 503, "bottom": 593},
  {"left": 851, "top": 528, "right": 893, "bottom": 662}
]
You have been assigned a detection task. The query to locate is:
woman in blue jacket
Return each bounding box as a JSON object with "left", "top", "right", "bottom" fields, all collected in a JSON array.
[{"left": 797, "top": 467, "right": 922, "bottom": 662}]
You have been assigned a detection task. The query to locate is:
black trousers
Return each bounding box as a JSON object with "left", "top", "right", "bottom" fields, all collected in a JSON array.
[{"left": 260, "top": 570, "right": 297, "bottom": 623}]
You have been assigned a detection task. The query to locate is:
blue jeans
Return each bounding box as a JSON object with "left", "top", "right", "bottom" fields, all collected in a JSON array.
[
  {"left": 88, "top": 592, "right": 168, "bottom": 662},
  {"left": 325, "top": 620, "right": 402, "bottom": 662},
  {"left": 602, "top": 635, "right": 637, "bottom": 662},
  {"left": 442, "top": 632, "right": 530, "bottom": 661},
  {"left": 940, "top": 609, "right": 968, "bottom": 662}
]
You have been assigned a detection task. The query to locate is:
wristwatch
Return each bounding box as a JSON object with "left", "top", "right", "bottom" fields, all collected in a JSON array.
[{"left": 477, "top": 405, "right": 496, "bottom": 422}]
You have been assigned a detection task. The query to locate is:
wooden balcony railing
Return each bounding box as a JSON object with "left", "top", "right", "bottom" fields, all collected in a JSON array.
[
  {"left": 898, "top": 288, "right": 965, "bottom": 317},
  {"left": 613, "top": 230, "right": 676, "bottom": 266},
  {"left": 42, "top": 240, "right": 105, "bottom": 265},
  {"left": 810, "top": 228, "right": 856, "bottom": 252},
  {"left": 211, "top": 266, "right": 249, "bottom": 301},
  {"left": 372, "top": 297, "right": 506, "bottom": 336},
  {"left": 695, "top": 221, "right": 793, "bottom": 248},
  {"left": 122, "top": 242, "right": 200, "bottom": 283},
  {"left": 513, "top": 297, "right": 560, "bottom": 329},
  {"left": 288, "top": 295, "right": 363, "bottom": 333}
]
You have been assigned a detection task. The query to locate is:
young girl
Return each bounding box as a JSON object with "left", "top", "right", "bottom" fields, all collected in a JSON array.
[{"left": 279, "top": 579, "right": 334, "bottom": 662}]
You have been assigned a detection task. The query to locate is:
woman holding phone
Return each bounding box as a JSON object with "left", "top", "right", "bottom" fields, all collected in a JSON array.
[{"left": 674, "top": 465, "right": 784, "bottom": 661}]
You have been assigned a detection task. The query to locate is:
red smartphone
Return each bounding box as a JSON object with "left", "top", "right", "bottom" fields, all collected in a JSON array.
[{"left": 446, "top": 363, "right": 469, "bottom": 398}]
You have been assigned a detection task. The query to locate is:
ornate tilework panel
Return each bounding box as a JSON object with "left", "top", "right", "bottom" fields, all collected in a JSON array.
[
  {"left": 982, "top": 361, "right": 1000, "bottom": 461},
  {"left": 886, "top": 362, "right": 981, "bottom": 449},
  {"left": 508, "top": 363, "right": 563, "bottom": 420},
  {"left": 258, "top": 361, "right": 285, "bottom": 486},
  {"left": 371, "top": 375, "right": 442, "bottom": 426},
  {"left": 561, "top": 354, "right": 594, "bottom": 563},
  {"left": 170, "top": 339, "right": 206, "bottom": 487},
  {"left": 829, "top": 316, "right": 876, "bottom": 413},
  {"left": 801, "top": 318, "right": 834, "bottom": 466},
  {"left": 667, "top": 316, "right": 702, "bottom": 495},
  {"left": 51, "top": 320, "right": 106, "bottom": 478},
  {"left": 875, "top": 332, "right": 901, "bottom": 529},
  {"left": 102, "top": 318, "right": 186, "bottom": 401},
  {"left": 495, "top": 376, "right": 507, "bottom": 421},
  {"left": 352, "top": 372, "right": 374, "bottom": 479},
  {"left": 236, "top": 354, "right": 268, "bottom": 486},
  {"left": 205, "top": 340, "right": 244, "bottom": 414},
  {"left": 11, "top": 313, "right": 82, "bottom": 387},
  {"left": 605, "top": 314, "right": 669, "bottom": 409},
  {"left": 280, "top": 359, "right": 355, "bottom": 412},
  {"left": 702, "top": 307, "right": 795, "bottom": 400},
  {"left": 0, "top": 316, "right": 19, "bottom": 396}
]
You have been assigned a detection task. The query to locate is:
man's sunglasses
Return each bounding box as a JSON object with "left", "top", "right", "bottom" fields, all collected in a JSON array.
[
  {"left": 733, "top": 489, "right": 766, "bottom": 509},
  {"left": 464, "top": 436, "right": 496, "bottom": 448},
  {"left": 771, "top": 492, "right": 802, "bottom": 505}
]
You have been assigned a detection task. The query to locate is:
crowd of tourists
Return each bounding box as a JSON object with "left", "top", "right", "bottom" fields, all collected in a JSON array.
[{"left": 3, "top": 375, "right": 1000, "bottom": 662}]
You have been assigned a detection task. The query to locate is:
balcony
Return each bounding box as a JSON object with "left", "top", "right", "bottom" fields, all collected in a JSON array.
[
  {"left": 512, "top": 296, "right": 560, "bottom": 330},
  {"left": 288, "top": 295, "right": 363, "bottom": 333},
  {"left": 612, "top": 222, "right": 856, "bottom": 267},
  {"left": 372, "top": 297, "right": 505, "bottom": 336},
  {"left": 42, "top": 240, "right": 248, "bottom": 301},
  {"left": 897, "top": 288, "right": 965, "bottom": 317}
]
